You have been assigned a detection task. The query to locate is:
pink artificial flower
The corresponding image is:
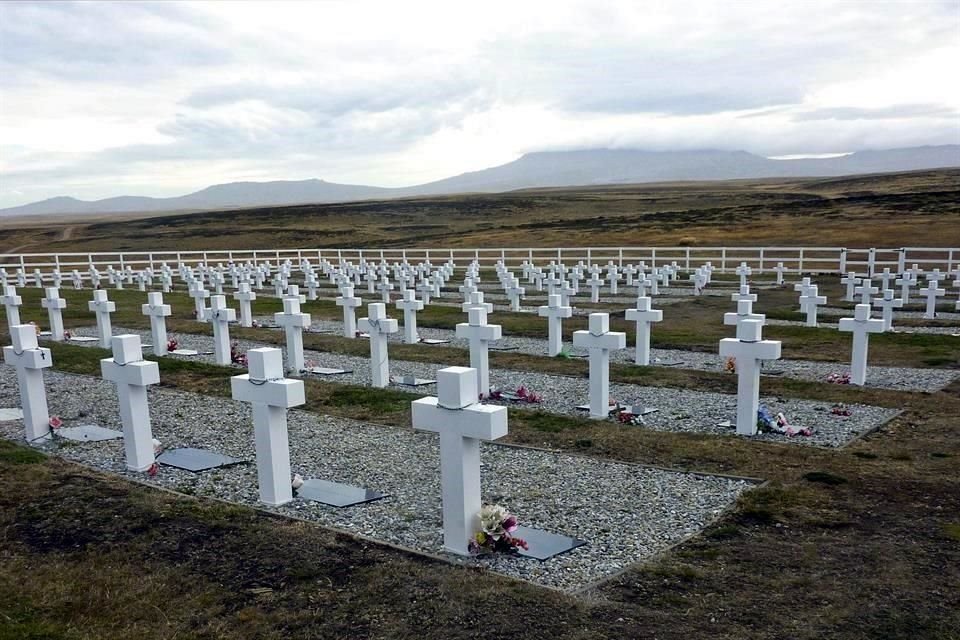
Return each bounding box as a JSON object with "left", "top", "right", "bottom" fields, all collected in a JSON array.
[{"left": 48, "top": 416, "right": 63, "bottom": 429}]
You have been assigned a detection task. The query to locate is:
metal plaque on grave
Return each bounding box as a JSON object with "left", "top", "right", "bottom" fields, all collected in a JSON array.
[
  {"left": 397, "top": 375, "right": 436, "bottom": 387},
  {"left": 622, "top": 406, "right": 658, "bottom": 417},
  {"left": 170, "top": 349, "right": 199, "bottom": 356},
  {"left": 488, "top": 345, "right": 519, "bottom": 352},
  {"left": 309, "top": 367, "right": 352, "bottom": 376},
  {"left": 514, "top": 526, "right": 586, "bottom": 561},
  {"left": 296, "top": 478, "right": 387, "bottom": 508},
  {"left": 0, "top": 408, "right": 24, "bottom": 421},
  {"left": 57, "top": 424, "right": 123, "bottom": 442},
  {"left": 68, "top": 336, "right": 99, "bottom": 343},
  {"left": 419, "top": 338, "right": 450, "bottom": 345},
  {"left": 157, "top": 447, "right": 245, "bottom": 472},
  {"left": 576, "top": 403, "right": 619, "bottom": 413}
]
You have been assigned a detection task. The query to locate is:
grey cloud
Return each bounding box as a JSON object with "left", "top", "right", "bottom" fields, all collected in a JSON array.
[
  {"left": 0, "top": 1, "right": 230, "bottom": 84},
  {"left": 790, "top": 104, "right": 960, "bottom": 122}
]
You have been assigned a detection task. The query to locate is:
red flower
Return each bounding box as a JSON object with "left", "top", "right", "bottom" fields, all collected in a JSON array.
[{"left": 48, "top": 416, "right": 63, "bottom": 429}]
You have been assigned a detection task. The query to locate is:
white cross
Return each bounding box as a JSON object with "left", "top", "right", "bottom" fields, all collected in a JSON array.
[
  {"left": 100, "top": 335, "right": 161, "bottom": 471},
  {"left": 854, "top": 279, "right": 878, "bottom": 305},
  {"left": 840, "top": 273, "right": 861, "bottom": 302},
  {"left": 233, "top": 282, "right": 257, "bottom": 327},
  {"left": 274, "top": 296, "right": 311, "bottom": 373},
  {"left": 411, "top": 366, "right": 508, "bottom": 556},
  {"left": 623, "top": 265, "right": 638, "bottom": 286},
  {"left": 608, "top": 268, "right": 621, "bottom": 295},
  {"left": 358, "top": 303, "right": 399, "bottom": 388},
  {"left": 689, "top": 269, "right": 707, "bottom": 295},
  {"left": 458, "top": 278, "right": 477, "bottom": 301},
  {"left": 2, "top": 284, "right": 22, "bottom": 326},
  {"left": 587, "top": 273, "right": 603, "bottom": 303},
  {"left": 41, "top": 287, "right": 67, "bottom": 341},
  {"left": 625, "top": 296, "right": 662, "bottom": 366},
  {"left": 557, "top": 279, "right": 575, "bottom": 307},
  {"left": 417, "top": 278, "right": 434, "bottom": 305},
  {"left": 894, "top": 272, "right": 916, "bottom": 305},
  {"left": 455, "top": 307, "right": 502, "bottom": 398},
  {"left": 718, "top": 319, "right": 782, "bottom": 435},
  {"left": 189, "top": 282, "right": 210, "bottom": 323},
  {"left": 872, "top": 288, "right": 903, "bottom": 331},
  {"left": 16, "top": 270, "right": 26, "bottom": 287},
  {"left": 272, "top": 273, "right": 286, "bottom": 298},
  {"left": 504, "top": 279, "right": 525, "bottom": 312},
  {"left": 3, "top": 324, "right": 53, "bottom": 443},
  {"left": 723, "top": 298, "right": 765, "bottom": 329},
  {"left": 462, "top": 290, "right": 493, "bottom": 315},
  {"left": 304, "top": 273, "right": 319, "bottom": 300},
  {"left": 72, "top": 270, "right": 83, "bottom": 290},
  {"left": 538, "top": 293, "right": 573, "bottom": 356},
  {"left": 572, "top": 313, "right": 627, "bottom": 419},
  {"left": 283, "top": 285, "right": 306, "bottom": 305},
  {"left": 365, "top": 270, "right": 378, "bottom": 294},
  {"left": 731, "top": 285, "right": 757, "bottom": 303},
  {"left": 798, "top": 285, "right": 827, "bottom": 327},
  {"left": 838, "top": 304, "right": 885, "bottom": 385},
  {"left": 634, "top": 275, "right": 652, "bottom": 298},
  {"left": 204, "top": 295, "right": 237, "bottom": 365},
  {"left": 395, "top": 289, "right": 424, "bottom": 344},
  {"left": 877, "top": 268, "right": 896, "bottom": 291},
  {"left": 88, "top": 289, "right": 116, "bottom": 348},
  {"left": 735, "top": 262, "right": 752, "bottom": 287},
  {"left": 793, "top": 277, "right": 813, "bottom": 311},
  {"left": 335, "top": 286, "right": 362, "bottom": 338},
  {"left": 231, "top": 348, "right": 306, "bottom": 505},
  {"left": 773, "top": 262, "right": 788, "bottom": 285},
  {"left": 377, "top": 277, "right": 395, "bottom": 303},
  {"left": 918, "top": 280, "right": 945, "bottom": 319},
  {"left": 141, "top": 292, "right": 172, "bottom": 356}
]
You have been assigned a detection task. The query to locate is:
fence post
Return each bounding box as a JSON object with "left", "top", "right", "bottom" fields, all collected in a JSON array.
[
  {"left": 685, "top": 247, "right": 690, "bottom": 270},
  {"left": 897, "top": 248, "right": 906, "bottom": 274},
  {"left": 759, "top": 248, "right": 765, "bottom": 272},
  {"left": 867, "top": 248, "right": 876, "bottom": 276},
  {"left": 720, "top": 247, "right": 726, "bottom": 272},
  {"left": 839, "top": 248, "right": 847, "bottom": 273}
]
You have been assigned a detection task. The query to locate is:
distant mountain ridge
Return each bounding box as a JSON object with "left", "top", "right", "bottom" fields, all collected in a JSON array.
[{"left": 3, "top": 145, "right": 958, "bottom": 217}]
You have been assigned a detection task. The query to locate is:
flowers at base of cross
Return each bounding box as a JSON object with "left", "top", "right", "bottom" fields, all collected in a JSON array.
[
  {"left": 724, "top": 356, "right": 736, "bottom": 373},
  {"left": 613, "top": 405, "right": 646, "bottom": 426},
  {"left": 63, "top": 330, "right": 72, "bottom": 340},
  {"left": 146, "top": 462, "right": 159, "bottom": 477},
  {"left": 251, "top": 320, "right": 262, "bottom": 328},
  {"left": 48, "top": 416, "right": 63, "bottom": 429},
  {"left": 167, "top": 338, "right": 179, "bottom": 352},
  {"left": 469, "top": 504, "right": 528, "bottom": 554},
  {"left": 831, "top": 403, "right": 852, "bottom": 417},
  {"left": 757, "top": 405, "right": 812, "bottom": 437},
  {"left": 230, "top": 341, "right": 248, "bottom": 367},
  {"left": 291, "top": 473, "right": 305, "bottom": 493},
  {"left": 487, "top": 386, "right": 543, "bottom": 404},
  {"left": 826, "top": 372, "right": 851, "bottom": 385}
]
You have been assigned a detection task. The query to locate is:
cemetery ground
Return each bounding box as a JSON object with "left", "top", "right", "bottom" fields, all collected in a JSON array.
[
  {"left": 1, "top": 277, "right": 959, "bottom": 639},
  {"left": 2, "top": 167, "right": 959, "bottom": 254}
]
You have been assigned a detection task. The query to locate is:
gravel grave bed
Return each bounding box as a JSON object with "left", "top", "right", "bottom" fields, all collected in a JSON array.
[
  {"left": 0, "top": 367, "right": 757, "bottom": 591},
  {"left": 65, "top": 326, "right": 900, "bottom": 447},
  {"left": 763, "top": 318, "right": 960, "bottom": 336},
  {"left": 814, "top": 306, "right": 960, "bottom": 321},
  {"left": 246, "top": 316, "right": 959, "bottom": 393}
]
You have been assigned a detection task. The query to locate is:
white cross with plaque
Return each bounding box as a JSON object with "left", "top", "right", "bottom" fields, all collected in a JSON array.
[{"left": 411, "top": 367, "right": 508, "bottom": 556}]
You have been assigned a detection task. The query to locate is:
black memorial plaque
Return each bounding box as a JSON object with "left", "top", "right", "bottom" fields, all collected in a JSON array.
[
  {"left": 158, "top": 447, "right": 245, "bottom": 472},
  {"left": 296, "top": 479, "right": 387, "bottom": 507},
  {"left": 515, "top": 526, "right": 587, "bottom": 561}
]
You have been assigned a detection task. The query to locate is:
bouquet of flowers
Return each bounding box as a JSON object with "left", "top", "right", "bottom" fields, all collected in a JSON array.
[
  {"left": 230, "top": 341, "right": 248, "bottom": 367},
  {"left": 469, "top": 504, "right": 528, "bottom": 554},
  {"left": 487, "top": 386, "right": 543, "bottom": 404},
  {"left": 826, "top": 372, "right": 851, "bottom": 385},
  {"left": 724, "top": 356, "right": 736, "bottom": 373},
  {"left": 167, "top": 338, "right": 179, "bottom": 352},
  {"left": 831, "top": 403, "right": 852, "bottom": 416},
  {"left": 757, "top": 405, "right": 812, "bottom": 436}
]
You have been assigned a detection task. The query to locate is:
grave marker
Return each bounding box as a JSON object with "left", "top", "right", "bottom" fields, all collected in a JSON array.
[
  {"left": 204, "top": 295, "right": 237, "bottom": 366},
  {"left": 41, "top": 287, "right": 67, "bottom": 341},
  {"left": 231, "top": 348, "right": 306, "bottom": 505},
  {"left": 538, "top": 293, "right": 573, "bottom": 356},
  {"left": 2, "top": 285, "right": 22, "bottom": 326},
  {"left": 572, "top": 313, "right": 627, "bottom": 419},
  {"left": 88, "top": 289, "right": 116, "bottom": 348},
  {"left": 274, "top": 296, "right": 311, "bottom": 373},
  {"left": 624, "top": 296, "right": 662, "bottom": 366},
  {"left": 358, "top": 303, "right": 399, "bottom": 388},
  {"left": 838, "top": 304, "right": 885, "bottom": 385},
  {"left": 395, "top": 288, "right": 424, "bottom": 344},
  {"left": 141, "top": 292, "right": 172, "bottom": 356},
  {"left": 3, "top": 324, "right": 53, "bottom": 443},
  {"left": 233, "top": 281, "right": 257, "bottom": 327},
  {"left": 100, "top": 335, "right": 161, "bottom": 470},
  {"left": 455, "top": 307, "right": 502, "bottom": 397},
  {"left": 335, "top": 285, "right": 362, "bottom": 338},
  {"left": 718, "top": 319, "right": 782, "bottom": 435},
  {"left": 411, "top": 367, "right": 508, "bottom": 555}
]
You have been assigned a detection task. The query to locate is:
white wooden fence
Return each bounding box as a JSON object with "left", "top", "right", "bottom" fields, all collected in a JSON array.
[{"left": 0, "top": 246, "right": 957, "bottom": 277}]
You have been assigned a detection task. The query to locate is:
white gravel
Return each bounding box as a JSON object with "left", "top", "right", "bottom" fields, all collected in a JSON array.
[
  {"left": 0, "top": 367, "right": 756, "bottom": 592},
  {"left": 63, "top": 325, "right": 901, "bottom": 448}
]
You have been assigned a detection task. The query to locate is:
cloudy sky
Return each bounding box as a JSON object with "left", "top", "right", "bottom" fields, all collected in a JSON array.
[{"left": 1, "top": 0, "right": 958, "bottom": 208}]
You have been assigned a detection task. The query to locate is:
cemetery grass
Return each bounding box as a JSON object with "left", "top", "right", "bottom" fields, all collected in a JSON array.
[{"left": 3, "top": 168, "right": 960, "bottom": 254}]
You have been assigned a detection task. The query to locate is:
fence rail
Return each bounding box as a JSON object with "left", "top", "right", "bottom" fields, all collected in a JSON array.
[{"left": 0, "top": 246, "right": 957, "bottom": 277}]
